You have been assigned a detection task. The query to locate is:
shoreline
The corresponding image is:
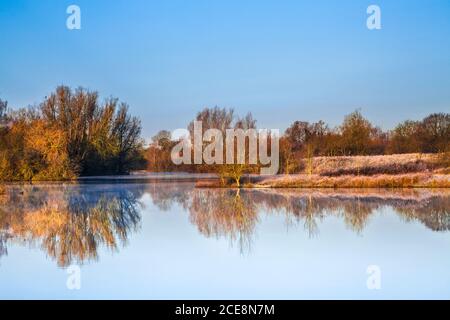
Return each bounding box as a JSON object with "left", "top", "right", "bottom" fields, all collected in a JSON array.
[
  {"left": 196, "top": 173, "right": 450, "bottom": 189},
  {"left": 1, "top": 172, "right": 449, "bottom": 189}
]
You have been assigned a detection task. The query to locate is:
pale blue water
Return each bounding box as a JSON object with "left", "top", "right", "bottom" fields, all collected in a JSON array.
[{"left": 0, "top": 183, "right": 449, "bottom": 299}]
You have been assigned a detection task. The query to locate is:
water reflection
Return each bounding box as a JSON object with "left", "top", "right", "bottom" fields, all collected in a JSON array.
[
  {"left": 0, "top": 183, "right": 449, "bottom": 266},
  {"left": 0, "top": 184, "right": 144, "bottom": 266},
  {"left": 189, "top": 189, "right": 258, "bottom": 253},
  {"left": 149, "top": 186, "right": 450, "bottom": 250}
]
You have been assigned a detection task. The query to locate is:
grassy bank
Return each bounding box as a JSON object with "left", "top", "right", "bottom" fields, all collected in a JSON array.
[
  {"left": 197, "top": 153, "right": 450, "bottom": 188},
  {"left": 300, "top": 153, "right": 447, "bottom": 176},
  {"left": 197, "top": 173, "right": 449, "bottom": 188},
  {"left": 251, "top": 173, "right": 449, "bottom": 188},
  {"left": 266, "top": 153, "right": 449, "bottom": 188}
]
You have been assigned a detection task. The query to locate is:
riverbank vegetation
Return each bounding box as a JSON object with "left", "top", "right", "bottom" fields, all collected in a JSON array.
[
  {"left": 0, "top": 87, "right": 145, "bottom": 181},
  {"left": 249, "top": 173, "right": 449, "bottom": 188},
  {"left": 146, "top": 107, "right": 449, "bottom": 187},
  {"left": 1, "top": 89, "right": 448, "bottom": 186},
  {"left": 146, "top": 107, "right": 263, "bottom": 186}
]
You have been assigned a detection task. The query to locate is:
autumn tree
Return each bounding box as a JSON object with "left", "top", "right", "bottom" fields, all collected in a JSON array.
[
  {"left": 0, "top": 98, "right": 12, "bottom": 180},
  {"left": 420, "top": 113, "right": 450, "bottom": 153},
  {"left": 285, "top": 121, "right": 312, "bottom": 152},
  {"left": 0, "top": 108, "right": 30, "bottom": 181},
  {"left": 339, "top": 110, "right": 373, "bottom": 155},
  {"left": 111, "top": 104, "right": 143, "bottom": 174},
  {"left": 183, "top": 107, "right": 259, "bottom": 186},
  {"left": 0, "top": 99, "right": 7, "bottom": 123},
  {"left": 217, "top": 111, "right": 257, "bottom": 187},
  {"left": 0, "top": 87, "right": 144, "bottom": 181},
  {"left": 187, "top": 106, "right": 234, "bottom": 174},
  {"left": 188, "top": 106, "right": 234, "bottom": 137},
  {"left": 0, "top": 98, "right": 8, "bottom": 152},
  {"left": 285, "top": 120, "right": 330, "bottom": 153},
  {"left": 388, "top": 114, "right": 449, "bottom": 154},
  {"left": 283, "top": 120, "right": 331, "bottom": 172},
  {"left": 41, "top": 86, "right": 144, "bottom": 175},
  {"left": 24, "top": 120, "right": 75, "bottom": 180},
  {"left": 152, "top": 130, "right": 172, "bottom": 148},
  {"left": 146, "top": 130, "right": 177, "bottom": 172},
  {"left": 187, "top": 107, "right": 234, "bottom": 173},
  {"left": 0, "top": 98, "right": 8, "bottom": 149},
  {"left": 41, "top": 86, "right": 97, "bottom": 171},
  {"left": 279, "top": 137, "right": 296, "bottom": 174},
  {"left": 388, "top": 120, "right": 422, "bottom": 154}
]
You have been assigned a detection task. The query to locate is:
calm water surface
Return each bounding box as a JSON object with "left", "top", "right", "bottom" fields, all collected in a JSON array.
[{"left": 0, "top": 182, "right": 449, "bottom": 299}]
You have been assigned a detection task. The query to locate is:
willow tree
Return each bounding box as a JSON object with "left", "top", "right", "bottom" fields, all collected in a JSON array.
[
  {"left": 41, "top": 86, "right": 144, "bottom": 175},
  {"left": 186, "top": 107, "right": 258, "bottom": 186}
]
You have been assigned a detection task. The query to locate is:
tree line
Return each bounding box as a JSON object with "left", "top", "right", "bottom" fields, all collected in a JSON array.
[
  {"left": 147, "top": 107, "right": 449, "bottom": 175},
  {"left": 0, "top": 86, "right": 145, "bottom": 181},
  {"left": 1, "top": 86, "right": 448, "bottom": 181}
]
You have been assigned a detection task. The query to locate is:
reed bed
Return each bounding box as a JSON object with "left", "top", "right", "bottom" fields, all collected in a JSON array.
[
  {"left": 308, "top": 153, "right": 442, "bottom": 176},
  {"left": 254, "top": 173, "right": 449, "bottom": 188}
]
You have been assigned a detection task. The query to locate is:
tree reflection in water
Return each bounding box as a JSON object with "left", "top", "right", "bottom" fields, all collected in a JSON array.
[
  {"left": 189, "top": 188, "right": 258, "bottom": 253},
  {"left": 0, "top": 184, "right": 144, "bottom": 266},
  {"left": 0, "top": 183, "right": 449, "bottom": 266},
  {"left": 147, "top": 185, "right": 450, "bottom": 252}
]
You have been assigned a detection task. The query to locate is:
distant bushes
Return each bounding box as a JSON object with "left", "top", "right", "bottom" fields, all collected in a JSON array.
[
  {"left": 144, "top": 107, "right": 449, "bottom": 176},
  {"left": 283, "top": 111, "right": 449, "bottom": 158},
  {"left": 0, "top": 86, "right": 145, "bottom": 181},
  {"left": 389, "top": 114, "right": 449, "bottom": 154}
]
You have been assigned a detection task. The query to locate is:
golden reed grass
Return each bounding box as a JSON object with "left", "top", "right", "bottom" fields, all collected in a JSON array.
[{"left": 254, "top": 173, "right": 449, "bottom": 188}]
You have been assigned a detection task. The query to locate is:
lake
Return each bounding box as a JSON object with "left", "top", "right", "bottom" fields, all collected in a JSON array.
[{"left": 0, "top": 182, "right": 449, "bottom": 299}]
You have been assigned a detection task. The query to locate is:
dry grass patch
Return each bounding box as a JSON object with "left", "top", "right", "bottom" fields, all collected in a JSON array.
[
  {"left": 303, "top": 153, "right": 444, "bottom": 176},
  {"left": 256, "top": 173, "right": 450, "bottom": 188}
]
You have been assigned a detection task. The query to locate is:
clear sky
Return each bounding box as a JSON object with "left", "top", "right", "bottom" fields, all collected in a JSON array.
[{"left": 1, "top": 0, "right": 449, "bottom": 140}]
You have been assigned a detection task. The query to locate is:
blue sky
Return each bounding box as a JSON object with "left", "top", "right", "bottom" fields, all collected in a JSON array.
[{"left": 1, "top": 0, "right": 449, "bottom": 139}]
